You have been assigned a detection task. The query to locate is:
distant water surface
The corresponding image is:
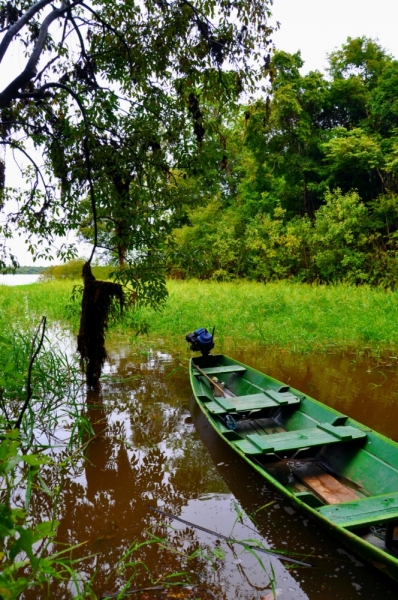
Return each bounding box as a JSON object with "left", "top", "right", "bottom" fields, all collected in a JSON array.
[{"left": 0, "top": 274, "right": 41, "bottom": 286}]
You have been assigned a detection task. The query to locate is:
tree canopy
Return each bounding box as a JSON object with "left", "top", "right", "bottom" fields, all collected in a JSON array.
[
  {"left": 166, "top": 37, "right": 398, "bottom": 287},
  {"left": 0, "top": 0, "right": 274, "bottom": 290}
]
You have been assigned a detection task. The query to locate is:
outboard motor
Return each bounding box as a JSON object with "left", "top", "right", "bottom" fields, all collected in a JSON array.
[{"left": 185, "top": 327, "right": 215, "bottom": 356}]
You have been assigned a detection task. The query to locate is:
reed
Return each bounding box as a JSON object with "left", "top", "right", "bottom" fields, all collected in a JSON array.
[
  {"left": 3, "top": 279, "right": 398, "bottom": 354},
  {"left": 128, "top": 280, "right": 398, "bottom": 355},
  {"left": 0, "top": 280, "right": 76, "bottom": 327}
]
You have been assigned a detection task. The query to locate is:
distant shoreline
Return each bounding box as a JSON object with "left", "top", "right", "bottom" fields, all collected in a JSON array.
[{"left": 15, "top": 266, "right": 46, "bottom": 274}]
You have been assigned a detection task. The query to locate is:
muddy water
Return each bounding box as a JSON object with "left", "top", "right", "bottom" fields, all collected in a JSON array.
[{"left": 37, "top": 344, "right": 398, "bottom": 599}]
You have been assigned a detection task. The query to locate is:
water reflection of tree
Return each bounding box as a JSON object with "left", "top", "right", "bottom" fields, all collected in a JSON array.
[
  {"left": 25, "top": 348, "right": 398, "bottom": 599},
  {"left": 42, "top": 368, "right": 231, "bottom": 598}
]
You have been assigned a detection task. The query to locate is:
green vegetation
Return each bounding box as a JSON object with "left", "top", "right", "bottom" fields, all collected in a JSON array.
[
  {"left": 0, "top": 315, "right": 93, "bottom": 597},
  {"left": 15, "top": 266, "right": 45, "bottom": 274},
  {"left": 133, "top": 280, "right": 398, "bottom": 354},
  {"left": 40, "top": 259, "right": 112, "bottom": 281},
  {"left": 1, "top": 0, "right": 272, "bottom": 313},
  {"left": 3, "top": 279, "right": 398, "bottom": 355},
  {"left": 0, "top": 280, "right": 74, "bottom": 327},
  {"left": 1, "top": 0, "right": 274, "bottom": 388},
  {"left": 0, "top": 432, "right": 95, "bottom": 599},
  {"left": 167, "top": 38, "right": 398, "bottom": 288}
]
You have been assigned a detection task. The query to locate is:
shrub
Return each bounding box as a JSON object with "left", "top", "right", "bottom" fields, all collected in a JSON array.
[{"left": 40, "top": 258, "right": 112, "bottom": 281}]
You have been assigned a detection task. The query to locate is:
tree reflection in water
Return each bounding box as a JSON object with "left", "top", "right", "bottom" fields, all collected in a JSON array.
[{"left": 24, "top": 346, "right": 398, "bottom": 599}]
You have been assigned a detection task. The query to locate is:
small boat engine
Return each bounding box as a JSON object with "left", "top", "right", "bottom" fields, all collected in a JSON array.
[{"left": 185, "top": 327, "right": 214, "bottom": 355}]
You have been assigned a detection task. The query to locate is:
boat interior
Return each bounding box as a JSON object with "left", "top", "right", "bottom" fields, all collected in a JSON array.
[{"left": 192, "top": 355, "right": 398, "bottom": 557}]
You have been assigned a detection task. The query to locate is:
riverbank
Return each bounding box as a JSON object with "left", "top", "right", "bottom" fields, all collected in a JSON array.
[{"left": 2, "top": 279, "right": 398, "bottom": 355}]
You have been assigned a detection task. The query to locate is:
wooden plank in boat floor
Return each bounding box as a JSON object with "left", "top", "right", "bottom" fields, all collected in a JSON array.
[{"left": 293, "top": 463, "right": 360, "bottom": 505}]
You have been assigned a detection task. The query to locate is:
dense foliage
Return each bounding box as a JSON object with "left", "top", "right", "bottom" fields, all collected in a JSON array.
[
  {"left": 0, "top": 0, "right": 274, "bottom": 305},
  {"left": 167, "top": 37, "right": 398, "bottom": 287}
]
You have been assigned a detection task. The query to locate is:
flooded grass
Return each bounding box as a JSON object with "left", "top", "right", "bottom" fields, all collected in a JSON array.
[
  {"left": 4, "top": 278, "right": 398, "bottom": 355},
  {"left": 136, "top": 280, "right": 398, "bottom": 355}
]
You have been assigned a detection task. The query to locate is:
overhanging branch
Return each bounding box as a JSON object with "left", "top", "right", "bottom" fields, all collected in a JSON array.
[
  {"left": 38, "top": 82, "right": 98, "bottom": 261},
  {"left": 0, "top": 0, "right": 82, "bottom": 108},
  {"left": 0, "top": 140, "right": 48, "bottom": 191},
  {"left": 0, "top": 0, "right": 53, "bottom": 64}
]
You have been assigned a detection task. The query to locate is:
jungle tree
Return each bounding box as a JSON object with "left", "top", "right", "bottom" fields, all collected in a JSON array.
[
  {"left": 0, "top": 0, "right": 274, "bottom": 386},
  {"left": 0, "top": 0, "right": 274, "bottom": 266}
]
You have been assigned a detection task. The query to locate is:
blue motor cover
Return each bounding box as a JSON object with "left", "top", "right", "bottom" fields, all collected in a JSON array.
[{"left": 185, "top": 327, "right": 215, "bottom": 355}]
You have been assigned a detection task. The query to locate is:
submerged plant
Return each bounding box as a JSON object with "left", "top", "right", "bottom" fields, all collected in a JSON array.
[
  {"left": 0, "top": 431, "right": 97, "bottom": 599},
  {"left": 0, "top": 321, "right": 82, "bottom": 442}
]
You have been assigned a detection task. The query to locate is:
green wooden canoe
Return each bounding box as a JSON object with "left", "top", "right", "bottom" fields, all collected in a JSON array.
[{"left": 189, "top": 353, "right": 398, "bottom": 581}]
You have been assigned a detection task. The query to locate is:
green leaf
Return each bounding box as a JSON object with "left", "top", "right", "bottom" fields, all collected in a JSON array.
[
  {"left": 10, "top": 526, "right": 37, "bottom": 567},
  {"left": 21, "top": 454, "right": 52, "bottom": 467},
  {"left": 0, "top": 504, "right": 15, "bottom": 531},
  {"left": 32, "top": 520, "right": 59, "bottom": 542}
]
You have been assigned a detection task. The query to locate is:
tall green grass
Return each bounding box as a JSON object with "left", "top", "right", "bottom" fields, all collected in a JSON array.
[
  {"left": 0, "top": 280, "right": 76, "bottom": 327},
  {"left": 3, "top": 279, "right": 398, "bottom": 354},
  {"left": 131, "top": 280, "right": 398, "bottom": 354}
]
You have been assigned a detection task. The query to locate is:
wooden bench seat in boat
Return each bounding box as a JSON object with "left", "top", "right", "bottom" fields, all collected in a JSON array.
[
  {"left": 204, "top": 390, "right": 301, "bottom": 415},
  {"left": 233, "top": 424, "right": 366, "bottom": 455},
  {"left": 193, "top": 365, "right": 247, "bottom": 376},
  {"left": 316, "top": 493, "right": 398, "bottom": 528}
]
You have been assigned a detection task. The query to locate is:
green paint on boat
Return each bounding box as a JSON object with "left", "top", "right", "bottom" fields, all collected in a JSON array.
[{"left": 189, "top": 353, "right": 398, "bottom": 582}]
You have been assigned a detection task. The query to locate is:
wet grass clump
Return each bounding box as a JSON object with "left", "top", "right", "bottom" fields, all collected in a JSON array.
[{"left": 0, "top": 279, "right": 77, "bottom": 328}]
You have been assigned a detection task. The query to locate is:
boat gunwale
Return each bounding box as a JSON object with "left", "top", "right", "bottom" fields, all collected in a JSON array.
[{"left": 189, "top": 353, "right": 398, "bottom": 581}]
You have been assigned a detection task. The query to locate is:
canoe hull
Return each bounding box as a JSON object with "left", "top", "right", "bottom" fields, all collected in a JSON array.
[{"left": 189, "top": 354, "right": 398, "bottom": 581}]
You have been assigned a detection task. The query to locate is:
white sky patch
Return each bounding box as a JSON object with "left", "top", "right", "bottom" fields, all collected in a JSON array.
[{"left": 271, "top": 0, "right": 398, "bottom": 74}]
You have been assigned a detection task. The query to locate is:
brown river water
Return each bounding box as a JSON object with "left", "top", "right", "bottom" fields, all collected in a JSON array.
[{"left": 28, "top": 341, "right": 398, "bottom": 600}]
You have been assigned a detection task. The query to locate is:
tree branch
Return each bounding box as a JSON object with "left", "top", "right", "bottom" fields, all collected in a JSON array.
[
  {"left": 0, "top": 387, "right": 12, "bottom": 429},
  {"left": 0, "top": 1, "right": 82, "bottom": 108},
  {"left": 14, "top": 316, "right": 47, "bottom": 430},
  {"left": 0, "top": 140, "right": 48, "bottom": 191},
  {"left": 35, "top": 13, "right": 70, "bottom": 82},
  {"left": 38, "top": 82, "right": 98, "bottom": 261},
  {"left": 0, "top": 0, "right": 53, "bottom": 64}
]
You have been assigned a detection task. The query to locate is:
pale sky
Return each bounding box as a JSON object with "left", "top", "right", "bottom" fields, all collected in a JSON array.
[
  {"left": 271, "top": 0, "right": 398, "bottom": 73},
  {"left": 4, "top": 0, "right": 398, "bottom": 266}
]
